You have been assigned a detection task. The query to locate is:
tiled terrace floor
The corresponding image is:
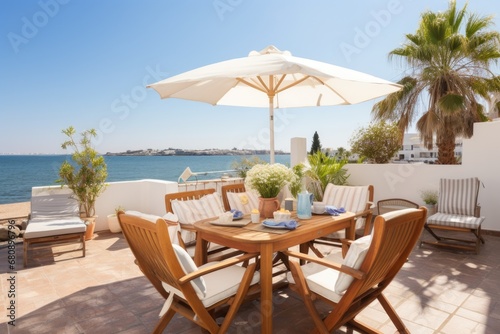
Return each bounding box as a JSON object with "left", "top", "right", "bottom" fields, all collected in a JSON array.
[{"left": 1, "top": 230, "right": 499, "bottom": 334}]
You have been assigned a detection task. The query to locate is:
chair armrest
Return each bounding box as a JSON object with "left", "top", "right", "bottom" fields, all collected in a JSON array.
[
  {"left": 179, "top": 253, "right": 259, "bottom": 284},
  {"left": 475, "top": 205, "right": 481, "bottom": 218},
  {"left": 282, "top": 250, "right": 364, "bottom": 280},
  {"left": 164, "top": 219, "right": 179, "bottom": 227}
]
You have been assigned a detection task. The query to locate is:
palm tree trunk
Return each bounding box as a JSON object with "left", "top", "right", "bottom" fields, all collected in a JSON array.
[{"left": 436, "top": 128, "right": 457, "bottom": 164}]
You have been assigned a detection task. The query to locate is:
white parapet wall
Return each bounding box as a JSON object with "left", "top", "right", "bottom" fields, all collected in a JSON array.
[
  {"left": 344, "top": 120, "right": 500, "bottom": 232},
  {"left": 94, "top": 179, "right": 179, "bottom": 231}
]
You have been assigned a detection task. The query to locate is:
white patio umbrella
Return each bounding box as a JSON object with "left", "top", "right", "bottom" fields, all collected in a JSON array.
[{"left": 147, "top": 45, "right": 402, "bottom": 163}]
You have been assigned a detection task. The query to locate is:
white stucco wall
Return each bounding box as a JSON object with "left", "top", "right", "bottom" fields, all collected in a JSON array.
[{"left": 344, "top": 120, "right": 499, "bottom": 232}]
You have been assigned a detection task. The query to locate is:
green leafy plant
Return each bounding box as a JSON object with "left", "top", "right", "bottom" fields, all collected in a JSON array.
[
  {"left": 288, "top": 164, "right": 305, "bottom": 198},
  {"left": 57, "top": 126, "right": 108, "bottom": 217},
  {"left": 304, "top": 151, "right": 349, "bottom": 201},
  {"left": 244, "top": 163, "right": 294, "bottom": 198},
  {"left": 349, "top": 122, "right": 402, "bottom": 163}
]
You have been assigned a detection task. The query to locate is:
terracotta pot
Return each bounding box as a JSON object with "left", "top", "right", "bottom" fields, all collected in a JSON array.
[
  {"left": 81, "top": 216, "right": 97, "bottom": 240},
  {"left": 259, "top": 197, "right": 280, "bottom": 218}
]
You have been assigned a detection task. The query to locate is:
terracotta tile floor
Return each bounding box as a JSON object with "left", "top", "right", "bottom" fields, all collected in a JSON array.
[{"left": 1, "top": 230, "right": 499, "bottom": 333}]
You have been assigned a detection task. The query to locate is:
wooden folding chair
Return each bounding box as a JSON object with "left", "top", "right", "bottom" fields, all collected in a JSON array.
[
  {"left": 283, "top": 207, "right": 427, "bottom": 334},
  {"left": 165, "top": 189, "right": 240, "bottom": 261},
  {"left": 421, "top": 177, "right": 485, "bottom": 253},
  {"left": 117, "top": 212, "right": 260, "bottom": 334}
]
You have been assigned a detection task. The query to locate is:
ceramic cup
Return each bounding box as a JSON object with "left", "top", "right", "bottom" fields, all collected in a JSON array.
[
  {"left": 312, "top": 201, "right": 326, "bottom": 214},
  {"left": 251, "top": 212, "right": 260, "bottom": 224}
]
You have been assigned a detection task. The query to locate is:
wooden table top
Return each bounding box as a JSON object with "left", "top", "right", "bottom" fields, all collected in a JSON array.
[{"left": 194, "top": 211, "right": 356, "bottom": 249}]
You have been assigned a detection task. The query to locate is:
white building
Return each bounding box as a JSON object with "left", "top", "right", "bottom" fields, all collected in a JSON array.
[{"left": 396, "top": 133, "right": 463, "bottom": 163}]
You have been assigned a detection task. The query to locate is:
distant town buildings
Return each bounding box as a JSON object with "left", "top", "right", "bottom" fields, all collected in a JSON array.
[{"left": 396, "top": 133, "right": 462, "bottom": 163}]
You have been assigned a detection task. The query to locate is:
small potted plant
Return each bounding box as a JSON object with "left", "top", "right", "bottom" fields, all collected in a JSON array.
[
  {"left": 57, "top": 126, "right": 108, "bottom": 240},
  {"left": 107, "top": 206, "right": 124, "bottom": 233},
  {"left": 244, "top": 163, "right": 294, "bottom": 218},
  {"left": 420, "top": 189, "right": 438, "bottom": 213}
]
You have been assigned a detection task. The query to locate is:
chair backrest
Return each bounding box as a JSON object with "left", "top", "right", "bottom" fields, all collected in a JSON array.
[
  {"left": 344, "top": 207, "right": 427, "bottom": 305},
  {"left": 31, "top": 193, "right": 80, "bottom": 220},
  {"left": 377, "top": 198, "right": 419, "bottom": 215},
  {"left": 221, "top": 183, "right": 246, "bottom": 211},
  {"left": 438, "top": 177, "right": 480, "bottom": 216},
  {"left": 165, "top": 189, "right": 225, "bottom": 225},
  {"left": 221, "top": 183, "right": 260, "bottom": 214},
  {"left": 117, "top": 212, "right": 203, "bottom": 300},
  {"left": 165, "top": 189, "right": 216, "bottom": 212},
  {"left": 322, "top": 184, "right": 374, "bottom": 214}
]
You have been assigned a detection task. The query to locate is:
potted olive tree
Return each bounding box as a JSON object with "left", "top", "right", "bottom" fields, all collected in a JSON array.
[{"left": 57, "top": 126, "right": 108, "bottom": 240}]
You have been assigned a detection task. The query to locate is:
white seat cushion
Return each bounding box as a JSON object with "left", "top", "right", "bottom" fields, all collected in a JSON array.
[
  {"left": 171, "top": 193, "right": 225, "bottom": 244},
  {"left": 438, "top": 178, "right": 479, "bottom": 216},
  {"left": 334, "top": 235, "right": 372, "bottom": 293},
  {"left": 321, "top": 184, "right": 370, "bottom": 238},
  {"left": 125, "top": 211, "right": 181, "bottom": 245},
  {"left": 427, "top": 213, "right": 484, "bottom": 229},
  {"left": 162, "top": 260, "right": 260, "bottom": 308},
  {"left": 287, "top": 235, "right": 372, "bottom": 302},
  {"left": 30, "top": 194, "right": 80, "bottom": 219},
  {"left": 172, "top": 244, "right": 207, "bottom": 297},
  {"left": 226, "top": 191, "right": 260, "bottom": 214},
  {"left": 286, "top": 250, "right": 345, "bottom": 303},
  {"left": 24, "top": 217, "right": 86, "bottom": 239}
]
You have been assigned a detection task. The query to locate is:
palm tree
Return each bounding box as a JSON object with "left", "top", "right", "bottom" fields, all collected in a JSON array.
[{"left": 372, "top": 1, "right": 500, "bottom": 164}]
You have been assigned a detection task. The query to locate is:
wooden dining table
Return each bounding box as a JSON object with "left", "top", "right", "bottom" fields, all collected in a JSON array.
[{"left": 194, "top": 211, "right": 356, "bottom": 333}]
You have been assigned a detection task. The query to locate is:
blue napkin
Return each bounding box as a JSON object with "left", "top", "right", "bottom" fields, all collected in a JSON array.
[
  {"left": 262, "top": 220, "right": 298, "bottom": 230},
  {"left": 230, "top": 209, "right": 243, "bottom": 219},
  {"left": 325, "top": 206, "right": 346, "bottom": 216}
]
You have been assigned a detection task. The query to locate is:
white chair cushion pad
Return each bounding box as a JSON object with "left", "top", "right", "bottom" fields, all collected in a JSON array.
[
  {"left": 427, "top": 213, "right": 484, "bottom": 229},
  {"left": 226, "top": 191, "right": 260, "bottom": 214},
  {"left": 126, "top": 211, "right": 181, "bottom": 245},
  {"left": 25, "top": 217, "right": 86, "bottom": 239},
  {"left": 335, "top": 235, "right": 371, "bottom": 293},
  {"left": 286, "top": 251, "right": 344, "bottom": 303},
  {"left": 162, "top": 263, "right": 260, "bottom": 308}
]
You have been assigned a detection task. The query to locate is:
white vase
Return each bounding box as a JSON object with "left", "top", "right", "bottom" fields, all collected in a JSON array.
[{"left": 107, "top": 214, "right": 122, "bottom": 233}]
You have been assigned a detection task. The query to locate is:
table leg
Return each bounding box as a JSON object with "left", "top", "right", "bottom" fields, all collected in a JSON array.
[
  {"left": 346, "top": 217, "right": 355, "bottom": 240},
  {"left": 260, "top": 243, "right": 273, "bottom": 334},
  {"left": 194, "top": 236, "right": 207, "bottom": 266}
]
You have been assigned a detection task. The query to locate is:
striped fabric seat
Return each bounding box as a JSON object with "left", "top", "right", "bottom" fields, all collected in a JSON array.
[
  {"left": 422, "top": 177, "right": 485, "bottom": 254},
  {"left": 322, "top": 184, "right": 371, "bottom": 231},
  {"left": 427, "top": 213, "right": 484, "bottom": 229},
  {"left": 171, "top": 193, "right": 225, "bottom": 244},
  {"left": 322, "top": 184, "right": 370, "bottom": 214},
  {"left": 226, "top": 191, "right": 259, "bottom": 215},
  {"left": 437, "top": 177, "right": 479, "bottom": 216},
  {"left": 308, "top": 184, "right": 373, "bottom": 257}
]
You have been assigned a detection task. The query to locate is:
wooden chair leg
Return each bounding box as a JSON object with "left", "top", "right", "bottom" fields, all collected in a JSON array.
[{"left": 377, "top": 293, "right": 409, "bottom": 333}]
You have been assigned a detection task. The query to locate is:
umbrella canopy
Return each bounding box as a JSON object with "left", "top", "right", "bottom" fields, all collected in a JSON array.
[{"left": 147, "top": 45, "right": 402, "bottom": 163}]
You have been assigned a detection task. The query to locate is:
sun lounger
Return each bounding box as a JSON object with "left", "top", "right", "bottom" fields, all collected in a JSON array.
[{"left": 23, "top": 188, "right": 86, "bottom": 267}]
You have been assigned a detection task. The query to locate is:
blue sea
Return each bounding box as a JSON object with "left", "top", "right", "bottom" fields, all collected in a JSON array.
[{"left": 0, "top": 154, "right": 290, "bottom": 204}]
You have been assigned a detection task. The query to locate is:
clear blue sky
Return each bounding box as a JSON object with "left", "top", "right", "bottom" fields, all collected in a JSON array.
[{"left": 1, "top": 0, "right": 498, "bottom": 154}]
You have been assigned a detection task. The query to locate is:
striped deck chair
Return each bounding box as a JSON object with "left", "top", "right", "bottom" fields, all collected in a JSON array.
[{"left": 421, "top": 177, "right": 485, "bottom": 254}]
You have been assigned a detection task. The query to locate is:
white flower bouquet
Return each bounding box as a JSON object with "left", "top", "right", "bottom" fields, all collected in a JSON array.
[{"left": 244, "top": 163, "right": 294, "bottom": 198}]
